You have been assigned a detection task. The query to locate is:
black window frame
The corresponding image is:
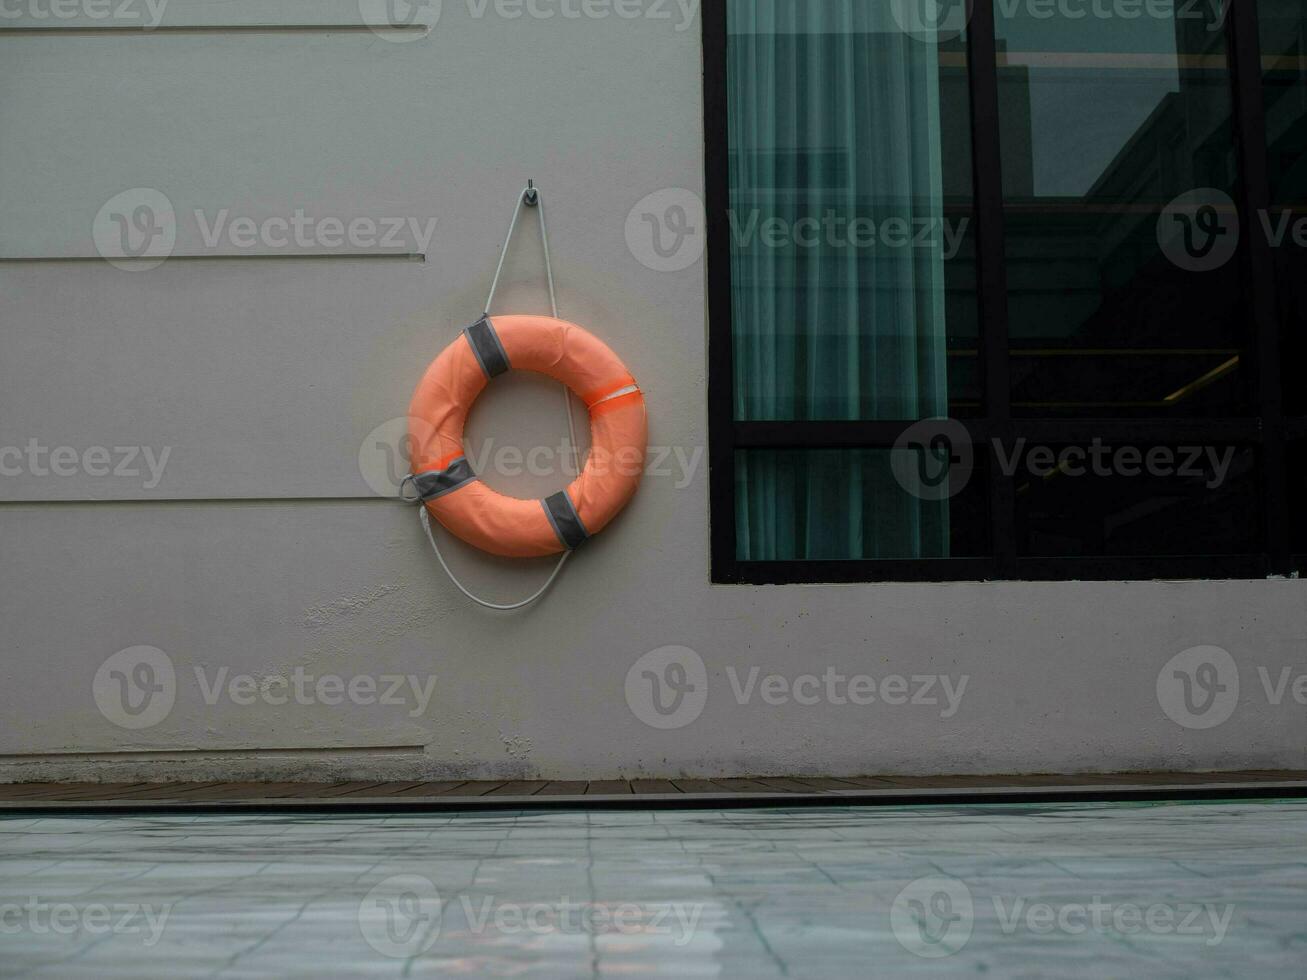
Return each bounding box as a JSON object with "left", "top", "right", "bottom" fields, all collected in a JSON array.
[{"left": 704, "top": 0, "right": 1298, "bottom": 585}]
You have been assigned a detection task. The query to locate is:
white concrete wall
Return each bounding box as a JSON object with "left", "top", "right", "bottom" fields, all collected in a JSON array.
[{"left": 3, "top": 1, "right": 1305, "bottom": 783}]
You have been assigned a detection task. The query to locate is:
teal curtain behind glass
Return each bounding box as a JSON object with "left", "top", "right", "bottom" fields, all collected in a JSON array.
[{"left": 728, "top": 0, "right": 952, "bottom": 560}]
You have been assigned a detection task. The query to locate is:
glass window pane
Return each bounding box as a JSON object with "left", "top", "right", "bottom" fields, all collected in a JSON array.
[
  {"left": 1261, "top": 0, "right": 1307, "bottom": 415},
  {"left": 1262, "top": 0, "right": 1307, "bottom": 200},
  {"left": 1009, "top": 442, "right": 1259, "bottom": 557},
  {"left": 1291, "top": 438, "right": 1307, "bottom": 556},
  {"left": 727, "top": 0, "right": 977, "bottom": 421},
  {"left": 735, "top": 447, "right": 988, "bottom": 561},
  {"left": 995, "top": 4, "right": 1248, "bottom": 416}
]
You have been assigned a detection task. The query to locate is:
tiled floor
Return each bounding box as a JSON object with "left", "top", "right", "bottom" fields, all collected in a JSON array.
[{"left": 1, "top": 800, "right": 1305, "bottom": 977}]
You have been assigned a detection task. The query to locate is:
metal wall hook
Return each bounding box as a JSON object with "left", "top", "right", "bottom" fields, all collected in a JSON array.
[{"left": 523, "top": 179, "right": 539, "bottom": 207}]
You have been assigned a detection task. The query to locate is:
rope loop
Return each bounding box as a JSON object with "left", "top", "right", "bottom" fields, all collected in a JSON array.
[{"left": 411, "top": 184, "right": 580, "bottom": 610}]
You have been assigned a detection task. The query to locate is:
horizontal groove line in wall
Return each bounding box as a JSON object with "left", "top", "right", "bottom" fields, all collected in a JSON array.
[
  {"left": 0, "top": 745, "right": 427, "bottom": 760},
  {"left": 0, "top": 253, "right": 424, "bottom": 263},
  {"left": 0, "top": 24, "right": 430, "bottom": 36},
  {"left": 0, "top": 496, "right": 401, "bottom": 507}
]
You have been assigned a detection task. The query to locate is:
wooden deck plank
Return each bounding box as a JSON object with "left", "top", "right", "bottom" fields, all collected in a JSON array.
[
  {"left": 535, "top": 781, "right": 589, "bottom": 796},
  {"left": 709, "top": 779, "right": 782, "bottom": 793},
  {"left": 586, "top": 780, "right": 633, "bottom": 795},
  {"left": 17, "top": 782, "right": 203, "bottom": 802},
  {"left": 835, "top": 776, "right": 906, "bottom": 789},
  {"left": 383, "top": 781, "right": 469, "bottom": 797},
  {"left": 1092, "top": 772, "right": 1244, "bottom": 786},
  {"left": 0, "top": 782, "right": 148, "bottom": 800},
  {"left": 754, "top": 777, "right": 831, "bottom": 794},
  {"left": 792, "top": 777, "right": 864, "bottom": 791},
  {"left": 441, "top": 781, "right": 507, "bottom": 797},
  {"left": 166, "top": 782, "right": 319, "bottom": 800},
  {"left": 91, "top": 782, "right": 234, "bottom": 800},
  {"left": 670, "top": 779, "right": 720, "bottom": 794},
  {"left": 1194, "top": 770, "right": 1306, "bottom": 783},
  {"left": 486, "top": 781, "right": 548, "bottom": 797},
  {"left": 278, "top": 782, "right": 404, "bottom": 798},
  {"left": 630, "top": 780, "right": 681, "bottom": 795}
]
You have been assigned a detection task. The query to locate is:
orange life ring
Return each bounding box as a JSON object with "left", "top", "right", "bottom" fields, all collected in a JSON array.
[{"left": 407, "top": 315, "right": 647, "bottom": 558}]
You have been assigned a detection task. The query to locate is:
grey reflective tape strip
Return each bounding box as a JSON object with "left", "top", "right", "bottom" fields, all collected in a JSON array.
[
  {"left": 541, "top": 491, "right": 589, "bottom": 551},
  {"left": 464, "top": 317, "right": 510, "bottom": 379},
  {"left": 413, "top": 457, "right": 477, "bottom": 501}
]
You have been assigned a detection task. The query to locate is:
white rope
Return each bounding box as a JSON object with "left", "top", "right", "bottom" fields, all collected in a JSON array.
[
  {"left": 417, "top": 183, "right": 582, "bottom": 611},
  {"left": 420, "top": 507, "right": 573, "bottom": 611}
]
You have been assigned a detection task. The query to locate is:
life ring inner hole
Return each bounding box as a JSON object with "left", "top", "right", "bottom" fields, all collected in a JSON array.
[{"left": 461, "top": 369, "right": 592, "bottom": 502}]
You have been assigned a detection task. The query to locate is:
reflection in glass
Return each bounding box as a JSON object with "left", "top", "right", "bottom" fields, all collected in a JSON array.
[
  {"left": 1260, "top": 0, "right": 1307, "bottom": 415},
  {"left": 1292, "top": 439, "right": 1307, "bottom": 553},
  {"left": 995, "top": 4, "right": 1247, "bottom": 415},
  {"left": 1012, "top": 443, "right": 1259, "bottom": 556}
]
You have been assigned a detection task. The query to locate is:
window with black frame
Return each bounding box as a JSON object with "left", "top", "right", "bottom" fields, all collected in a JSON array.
[{"left": 705, "top": 0, "right": 1303, "bottom": 583}]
